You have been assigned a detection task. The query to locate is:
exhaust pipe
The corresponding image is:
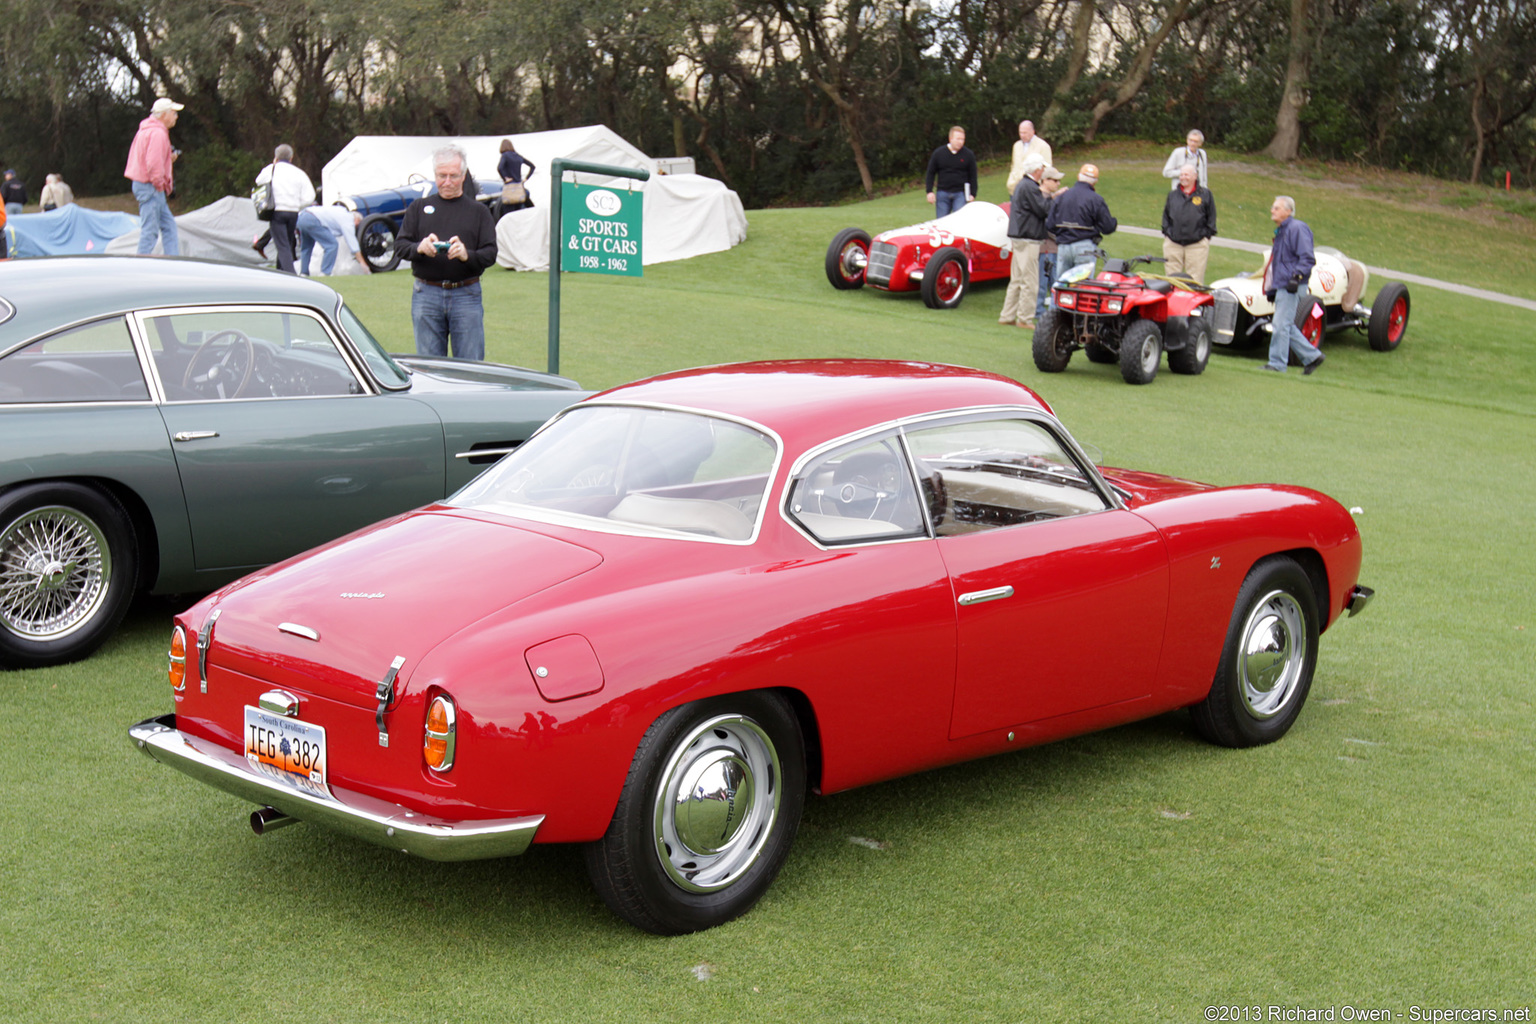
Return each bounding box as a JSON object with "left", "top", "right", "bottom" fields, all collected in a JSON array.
[{"left": 250, "top": 807, "right": 299, "bottom": 835}]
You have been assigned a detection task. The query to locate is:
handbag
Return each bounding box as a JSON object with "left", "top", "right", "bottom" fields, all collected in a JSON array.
[
  {"left": 501, "top": 181, "right": 527, "bottom": 205},
  {"left": 252, "top": 163, "right": 277, "bottom": 221}
]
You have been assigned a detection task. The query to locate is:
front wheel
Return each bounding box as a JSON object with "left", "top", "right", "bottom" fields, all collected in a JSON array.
[
  {"left": 1168, "top": 316, "right": 1212, "bottom": 375},
  {"left": 1032, "top": 306, "right": 1073, "bottom": 372},
  {"left": 921, "top": 247, "right": 969, "bottom": 309},
  {"left": 825, "top": 228, "right": 871, "bottom": 289},
  {"left": 1119, "top": 318, "right": 1163, "bottom": 385},
  {"left": 1190, "top": 557, "right": 1319, "bottom": 748},
  {"left": 357, "top": 213, "right": 402, "bottom": 273},
  {"left": 584, "top": 691, "right": 806, "bottom": 934},
  {"left": 0, "top": 483, "right": 138, "bottom": 668},
  {"left": 1368, "top": 282, "right": 1410, "bottom": 351}
]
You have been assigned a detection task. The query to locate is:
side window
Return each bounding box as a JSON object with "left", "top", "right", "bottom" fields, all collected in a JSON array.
[
  {"left": 787, "top": 432, "right": 927, "bottom": 544},
  {"left": 904, "top": 418, "right": 1110, "bottom": 536},
  {"left": 145, "top": 309, "right": 365, "bottom": 401},
  {"left": 0, "top": 318, "right": 149, "bottom": 403}
]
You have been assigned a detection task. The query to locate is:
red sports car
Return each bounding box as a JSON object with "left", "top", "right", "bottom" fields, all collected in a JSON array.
[
  {"left": 131, "top": 361, "right": 1373, "bottom": 934},
  {"left": 825, "top": 203, "right": 1013, "bottom": 308}
]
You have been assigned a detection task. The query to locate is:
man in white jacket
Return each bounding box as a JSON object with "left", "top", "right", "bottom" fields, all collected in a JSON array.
[{"left": 254, "top": 145, "right": 316, "bottom": 273}]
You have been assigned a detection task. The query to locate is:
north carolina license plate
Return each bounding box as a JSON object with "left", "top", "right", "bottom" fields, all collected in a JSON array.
[{"left": 244, "top": 706, "right": 329, "bottom": 799}]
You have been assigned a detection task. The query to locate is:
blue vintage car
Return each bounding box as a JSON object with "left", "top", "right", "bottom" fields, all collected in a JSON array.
[
  {"left": 0, "top": 256, "right": 584, "bottom": 667},
  {"left": 337, "top": 174, "right": 505, "bottom": 273}
]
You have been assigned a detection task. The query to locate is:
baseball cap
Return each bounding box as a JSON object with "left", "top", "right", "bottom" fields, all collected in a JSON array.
[
  {"left": 1078, "top": 163, "right": 1100, "bottom": 182},
  {"left": 1044, "top": 166, "right": 1064, "bottom": 181},
  {"left": 151, "top": 98, "right": 185, "bottom": 114}
]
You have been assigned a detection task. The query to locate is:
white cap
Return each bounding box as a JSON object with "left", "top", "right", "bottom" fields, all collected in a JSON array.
[{"left": 151, "top": 98, "right": 185, "bottom": 114}]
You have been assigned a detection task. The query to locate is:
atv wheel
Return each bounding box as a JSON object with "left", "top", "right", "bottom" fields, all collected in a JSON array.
[
  {"left": 1032, "top": 307, "right": 1073, "bottom": 373},
  {"left": 1119, "top": 319, "right": 1162, "bottom": 385}
]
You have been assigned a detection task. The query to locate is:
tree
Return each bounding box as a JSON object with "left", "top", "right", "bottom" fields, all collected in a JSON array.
[{"left": 1264, "top": 0, "right": 1311, "bottom": 160}]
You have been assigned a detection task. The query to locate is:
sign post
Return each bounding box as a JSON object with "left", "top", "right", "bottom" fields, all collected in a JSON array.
[{"left": 547, "top": 159, "right": 650, "bottom": 376}]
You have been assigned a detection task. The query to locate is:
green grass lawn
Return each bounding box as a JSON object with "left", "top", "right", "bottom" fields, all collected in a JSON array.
[{"left": 4, "top": 154, "right": 1534, "bottom": 1021}]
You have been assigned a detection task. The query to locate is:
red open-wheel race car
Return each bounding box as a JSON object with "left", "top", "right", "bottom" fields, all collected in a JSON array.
[{"left": 824, "top": 202, "right": 1014, "bottom": 309}]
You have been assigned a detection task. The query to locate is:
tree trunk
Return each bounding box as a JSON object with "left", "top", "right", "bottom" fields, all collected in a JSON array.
[
  {"left": 1264, "top": 0, "right": 1311, "bottom": 161},
  {"left": 1084, "top": 0, "right": 1195, "bottom": 141},
  {"left": 1468, "top": 70, "right": 1488, "bottom": 184},
  {"left": 1042, "top": 0, "right": 1096, "bottom": 131}
]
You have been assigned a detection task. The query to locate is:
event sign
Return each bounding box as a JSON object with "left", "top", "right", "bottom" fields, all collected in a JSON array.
[{"left": 560, "top": 181, "right": 643, "bottom": 277}]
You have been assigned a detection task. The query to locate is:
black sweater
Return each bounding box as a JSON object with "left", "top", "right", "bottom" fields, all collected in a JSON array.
[{"left": 395, "top": 190, "right": 498, "bottom": 283}]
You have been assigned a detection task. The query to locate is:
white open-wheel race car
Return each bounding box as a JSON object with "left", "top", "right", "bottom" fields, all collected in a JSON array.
[{"left": 1207, "top": 246, "right": 1410, "bottom": 353}]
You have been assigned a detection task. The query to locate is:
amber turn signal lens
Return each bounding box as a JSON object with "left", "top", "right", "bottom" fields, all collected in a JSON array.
[
  {"left": 423, "top": 695, "right": 457, "bottom": 772},
  {"left": 168, "top": 626, "right": 188, "bottom": 692}
]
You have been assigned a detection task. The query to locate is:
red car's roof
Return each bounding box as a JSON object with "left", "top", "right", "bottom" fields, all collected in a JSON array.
[{"left": 588, "top": 360, "right": 1050, "bottom": 446}]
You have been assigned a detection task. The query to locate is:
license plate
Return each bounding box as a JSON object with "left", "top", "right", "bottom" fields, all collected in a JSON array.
[{"left": 244, "top": 706, "right": 329, "bottom": 799}]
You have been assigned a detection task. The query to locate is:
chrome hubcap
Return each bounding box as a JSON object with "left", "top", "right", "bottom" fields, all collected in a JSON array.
[
  {"left": 1239, "top": 589, "right": 1307, "bottom": 719},
  {"left": 0, "top": 506, "right": 112, "bottom": 640},
  {"left": 1140, "top": 336, "right": 1159, "bottom": 373},
  {"left": 654, "top": 714, "right": 780, "bottom": 892}
]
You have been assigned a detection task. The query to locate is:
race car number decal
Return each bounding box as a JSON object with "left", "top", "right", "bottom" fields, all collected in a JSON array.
[{"left": 928, "top": 229, "right": 955, "bottom": 247}]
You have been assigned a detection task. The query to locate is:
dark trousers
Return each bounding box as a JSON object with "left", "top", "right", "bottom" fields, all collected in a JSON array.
[{"left": 271, "top": 210, "right": 299, "bottom": 274}]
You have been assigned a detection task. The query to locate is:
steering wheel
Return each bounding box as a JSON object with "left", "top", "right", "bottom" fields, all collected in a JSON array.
[
  {"left": 183, "top": 328, "right": 255, "bottom": 400},
  {"left": 832, "top": 451, "right": 907, "bottom": 520}
]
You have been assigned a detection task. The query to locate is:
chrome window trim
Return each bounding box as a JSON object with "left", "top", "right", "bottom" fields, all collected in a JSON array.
[
  {"left": 778, "top": 404, "right": 1121, "bottom": 551},
  {"left": 333, "top": 298, "right": 411, "bottom": 392},
  {"left": 129, "top": 303, "right": 377, "bottom": 403},
  {"left": 450, "top": 400, "right": 785, "bottom": 547},
  {"left": 0, "top": 297, "right": 14, "bottom": 328}
]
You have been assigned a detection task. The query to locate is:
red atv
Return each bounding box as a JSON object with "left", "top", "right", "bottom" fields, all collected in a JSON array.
[{"left": 1033, "top": 254, "right": 1215, "bottom": 385}]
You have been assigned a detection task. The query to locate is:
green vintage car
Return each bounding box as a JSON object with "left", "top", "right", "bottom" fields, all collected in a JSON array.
[{"left": 0, "top": 256, "right": 586, "bottom": 668}]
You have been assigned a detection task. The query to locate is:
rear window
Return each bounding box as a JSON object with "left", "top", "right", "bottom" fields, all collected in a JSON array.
[{"left": 451, "top": 405, "right": 778, "bottom": 542}]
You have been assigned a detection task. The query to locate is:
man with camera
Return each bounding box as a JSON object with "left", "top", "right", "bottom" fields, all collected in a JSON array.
[{"left": 396, "top": 145, "right": 498, "bottom": 361}]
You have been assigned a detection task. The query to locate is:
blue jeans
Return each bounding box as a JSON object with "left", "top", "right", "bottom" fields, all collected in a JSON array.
[
  {"left": 1268, "top": 288, "right": 1322, "bottom": 371},
  {"left": 935, "top": 190, "right": 967, "bottom": 218},
  {"left": 4, "top": 202, "right": 20, "bottom": 219},
  {"left": 297, "top": 209, "right": 339, "bottom": 276},
  {"left": 1054, "top": 240, "right": 1097, "bottom": 282},
  {"left": 412, "top": 278, "right": 485, "bottom": 361},
  {"left": 1036, "top": 253, "right": 1056, "bottom": 320},
  {"left": 132, "top": 181, "right": 179, "bottom": 255}
]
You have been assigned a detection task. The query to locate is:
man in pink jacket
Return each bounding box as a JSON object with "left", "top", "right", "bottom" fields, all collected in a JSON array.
[{"left": 124, "top": 97, "right": 183, "bottom": 255}]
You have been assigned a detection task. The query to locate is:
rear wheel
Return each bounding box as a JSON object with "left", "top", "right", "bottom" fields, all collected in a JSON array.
[
  {"left": 1119, "top": 319, "right": 1162, "bottom": 385},
  {"left": 1168, "top": 317, "right": 1212, "bottom": 375},
  {"left": 921, "top": 247, "right": 969, "bottom": 309},
  {"left": 358, "top": 213, "right": 402, "bottom": 273},
  {"left": 825, "top": 228, "right": 871, "bottom": 289},
  {"left": 1084, "top": 339, "right": 1117, "bottom": 364},
  {"left": 585, "top": 691, "right": 806, "bottom": 934},
  {"left": 0, "top": 483, "right": 138, "bottom": 668},
  {"left": 1368, "top": 282, "right": 1410, "bottom": 351},
  {"left": 1032, "top": 307, "right": 1073, "bottom": 372},
  {"left": 1295, "top": 293, "right": 1324, "bottom": 347},
  {"left": 1190, "top": 557, "right": 1319, "bottom": 748}
]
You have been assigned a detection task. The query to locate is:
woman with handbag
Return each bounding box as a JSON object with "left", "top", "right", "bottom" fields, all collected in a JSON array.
[{"left": 497, "top": 139, "right": 536, "bottom": 216}]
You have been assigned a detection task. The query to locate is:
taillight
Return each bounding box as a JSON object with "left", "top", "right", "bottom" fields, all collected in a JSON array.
[
  {"left": 424, "top": 695, "right": 457, "bottom": 772},
  {"left": 168, "top": 626, "right": 187, "bottom": 692}
]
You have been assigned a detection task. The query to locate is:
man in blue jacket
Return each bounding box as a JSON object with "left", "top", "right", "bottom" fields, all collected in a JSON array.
[
  {"left": 1046, "top": 164, "right": 1117, "bottom": 285},
  {"left": 1262, "top": 195, "right": 1324, "bottom": 374}
]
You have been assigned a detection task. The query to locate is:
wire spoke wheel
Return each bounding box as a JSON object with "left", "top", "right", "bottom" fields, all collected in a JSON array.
[{"left": 0, "top": 505, "right": 112, "bottom": 641}]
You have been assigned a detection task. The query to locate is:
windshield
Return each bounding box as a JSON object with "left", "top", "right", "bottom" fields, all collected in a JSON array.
[
  {"left": 337, "top": 304, "right": 409, "bottom": 388},
  {"left": 450, "top": 405, "right": 778, "bottom": 541}
]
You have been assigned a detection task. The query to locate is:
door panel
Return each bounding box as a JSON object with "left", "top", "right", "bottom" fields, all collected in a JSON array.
[
  {"left": 941, "top": 509, "right": 1169, "bottom": 740},
  {"left": 158, "top": 396, "right": 444, "bottom": 570}
]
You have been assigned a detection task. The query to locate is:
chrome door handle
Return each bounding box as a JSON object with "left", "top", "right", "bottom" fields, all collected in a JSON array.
[
  {"left": 173, "top": 430, "right": 220, "bottom": 442},
  {"left": 958, "top": 585, "right": 1014, "bottom": 606}
]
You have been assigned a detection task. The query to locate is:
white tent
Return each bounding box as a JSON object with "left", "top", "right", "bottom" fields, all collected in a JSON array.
[{"left": 320, "top": 125, "right": 747, "bottom": 271}]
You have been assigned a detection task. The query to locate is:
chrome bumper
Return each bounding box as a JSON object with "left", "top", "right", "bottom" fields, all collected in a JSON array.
[
  {"left": 129, "top": 715, "right": 543, "bottom": 861},
  {"left": 1345, "top": 585, "right": 1375, "bottom": 617}
]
